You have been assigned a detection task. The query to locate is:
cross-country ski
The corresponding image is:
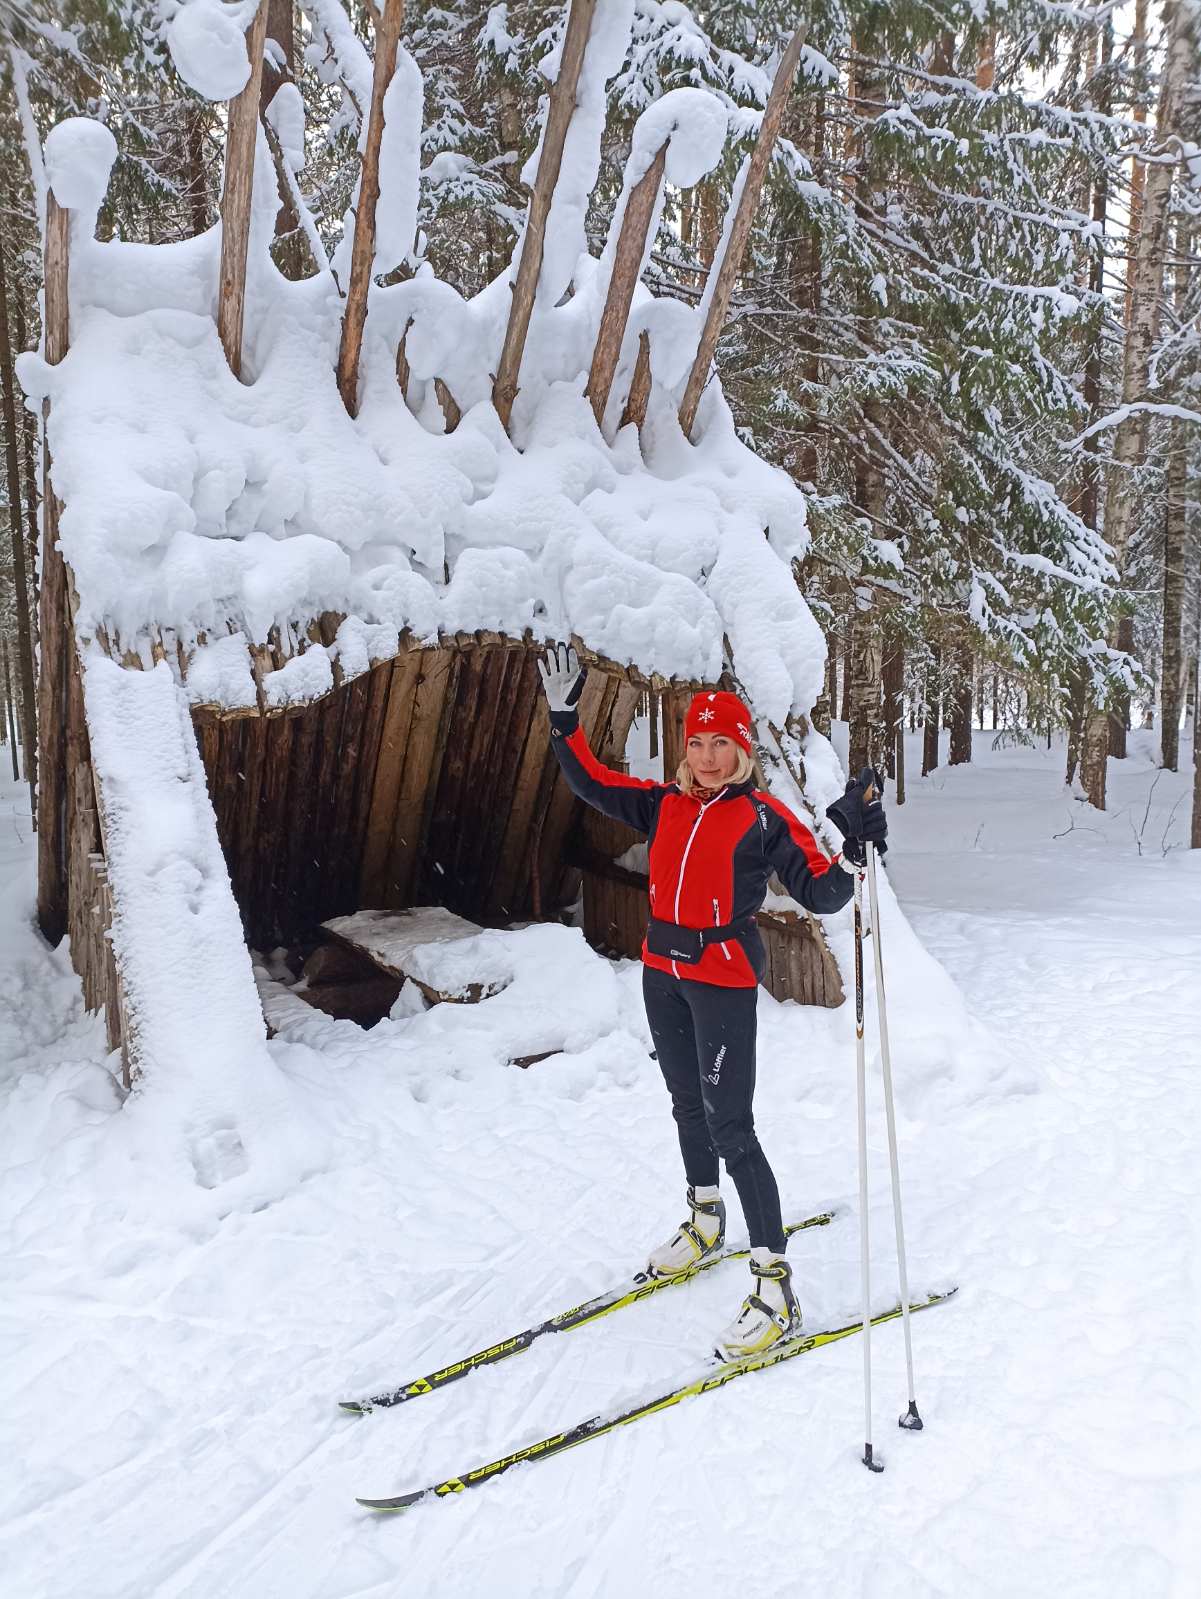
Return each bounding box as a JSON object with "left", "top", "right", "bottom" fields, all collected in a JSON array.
[{"left": 356, "top": 1290, "right": 958, "bottom": 1512}]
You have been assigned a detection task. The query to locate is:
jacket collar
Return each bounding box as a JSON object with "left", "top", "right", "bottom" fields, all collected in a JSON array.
[{"left": 681, "top": 778, "right": 755, "bottom": 806}]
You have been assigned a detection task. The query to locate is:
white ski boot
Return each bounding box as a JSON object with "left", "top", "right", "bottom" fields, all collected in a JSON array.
[
  {"left": 646, "top": 1185, "right": 726, "bottom": 1278},
  {"left": 714, "top": 1249, "right": 802, "bottom": 1361}
]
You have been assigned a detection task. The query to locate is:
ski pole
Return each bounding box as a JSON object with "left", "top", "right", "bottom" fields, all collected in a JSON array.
[
  {"left": 865, "top": 840, "right": 922, "bottom": 1432},
  {"left": 853, "top": 860, "right": 883, "bottom": 1472}
]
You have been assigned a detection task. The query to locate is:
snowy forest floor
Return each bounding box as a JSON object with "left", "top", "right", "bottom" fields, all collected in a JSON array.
[{"left": 2, "top": 728, "right": 1200, "bottom": 1599}]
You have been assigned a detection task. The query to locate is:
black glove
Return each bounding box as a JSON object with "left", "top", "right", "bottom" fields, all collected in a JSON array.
[{"left": 825, "top": 767, "right": 888, "bottom": 868}]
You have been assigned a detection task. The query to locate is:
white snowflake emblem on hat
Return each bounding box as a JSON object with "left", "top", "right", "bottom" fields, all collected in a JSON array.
[{"left": 698, "top": 708, "right": 715, "bottom": 724}]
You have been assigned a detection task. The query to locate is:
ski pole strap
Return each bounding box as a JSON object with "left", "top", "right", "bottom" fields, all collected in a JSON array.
[{"left": 646, "top": 917, "right": 756, "bottom": 965}]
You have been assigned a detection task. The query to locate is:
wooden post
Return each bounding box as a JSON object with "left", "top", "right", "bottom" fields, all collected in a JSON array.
[
  {"left": 492, "top": 0, "right": 598, "bottom": 432},
  {"left": 36, "top": 192, "right": 71, "bottom": 944},
  {"left": 677, "top": 26, "right": 806, "bottom": 439},
  {"left": 619, "top": 330, "right": 652, "bottom": 431},
  {"left": 335, "top": 0, "right": 406, "bottom": 417},
  {"left": 586, "top": 141, "right": 667, "bottom": 429},
  {"left": 217, "top": 0, "right": 270, "bottom": 378}
]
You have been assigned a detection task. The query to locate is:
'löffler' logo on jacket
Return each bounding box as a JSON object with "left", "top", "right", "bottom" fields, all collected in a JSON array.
[{"left": 706, "top": 1044, "right": 727, "bottom": 1086}]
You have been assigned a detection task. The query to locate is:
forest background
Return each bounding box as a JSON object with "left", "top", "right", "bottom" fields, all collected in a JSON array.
[{"left": 1, "top": 0, "right": 1198, "bottom": 834}]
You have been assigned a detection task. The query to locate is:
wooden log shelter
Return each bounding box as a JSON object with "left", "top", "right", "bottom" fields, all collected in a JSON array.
[
  {"left": 31, "top": 1, "right": 841, "bottom": 1082},
  {"left": 187, "top": 624, "right": 842, "bottom": 1008}
]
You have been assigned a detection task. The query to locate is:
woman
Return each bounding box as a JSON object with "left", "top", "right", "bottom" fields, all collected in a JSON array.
[{"left": 539, "top": 645, "right": 888, "bottom": 1360}]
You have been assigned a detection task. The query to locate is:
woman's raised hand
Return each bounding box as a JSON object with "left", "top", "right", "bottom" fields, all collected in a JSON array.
[
  {"left": 537, "top": 644, "right": 586, "bottom": 713},
  {"left": 825, "top": 767, "right": 888, "bottom": 866}
]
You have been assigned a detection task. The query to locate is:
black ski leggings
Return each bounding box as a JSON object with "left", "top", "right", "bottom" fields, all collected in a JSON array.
[{"left": 642, "top": 965, "right": 786, "bottom": 1254}]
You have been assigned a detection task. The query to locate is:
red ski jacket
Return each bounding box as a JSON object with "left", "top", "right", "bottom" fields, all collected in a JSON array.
[{"left": 550, "top": 711, "right": 854, "bottom": 989}]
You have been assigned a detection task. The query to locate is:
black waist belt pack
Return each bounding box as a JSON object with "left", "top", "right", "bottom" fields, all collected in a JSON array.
[{"left": 645, "top": 916, "right": 756, "bottom": 965}]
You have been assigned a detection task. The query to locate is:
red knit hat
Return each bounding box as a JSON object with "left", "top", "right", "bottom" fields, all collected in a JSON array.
[{"left": 685, "top": 690, "right": 754, "bottom": 753}]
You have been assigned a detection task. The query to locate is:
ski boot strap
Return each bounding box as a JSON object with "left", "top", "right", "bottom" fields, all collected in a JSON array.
[{"left": 687, "top": 1186, "right": 723, "bottom": 1220}]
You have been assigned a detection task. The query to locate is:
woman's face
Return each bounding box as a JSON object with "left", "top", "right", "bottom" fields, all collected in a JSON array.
[{"left": 686, "top": 733, "right": 739, "bottom": 790}]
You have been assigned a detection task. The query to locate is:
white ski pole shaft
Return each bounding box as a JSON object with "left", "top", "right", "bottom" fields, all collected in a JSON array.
[
  {"left": 854, "top": 866, "right": 883, "bottom": 1472},
  {"left": 866, "top": 840, "right": 922, "bottom": 1431}
]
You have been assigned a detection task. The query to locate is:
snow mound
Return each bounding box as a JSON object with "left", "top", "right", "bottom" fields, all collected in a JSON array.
[{"left": 20, "top": 101, "right": 823, "bottom": 727}]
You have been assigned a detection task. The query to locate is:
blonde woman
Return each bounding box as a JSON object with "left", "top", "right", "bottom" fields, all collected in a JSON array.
[{"left": 539, "top": 646, "right": 886, "bottom": 1359}]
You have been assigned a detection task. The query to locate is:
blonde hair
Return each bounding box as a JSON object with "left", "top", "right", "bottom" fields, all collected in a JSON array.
[{"left": 675, "top": 746, "right": 756, "bottom": 795}]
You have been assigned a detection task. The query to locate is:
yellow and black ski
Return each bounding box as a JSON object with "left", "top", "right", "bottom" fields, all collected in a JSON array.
[
  {"left": 356, "top": 1287, "right": 957, "bottom": 1511},
  {"left": 339, "top": 1211, "right": 836, "bottom": 1414}
]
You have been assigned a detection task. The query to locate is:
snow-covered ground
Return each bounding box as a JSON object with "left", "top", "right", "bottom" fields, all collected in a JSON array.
[{"left": 2, "top": 728, "right": 1199, "bottom": 1598}]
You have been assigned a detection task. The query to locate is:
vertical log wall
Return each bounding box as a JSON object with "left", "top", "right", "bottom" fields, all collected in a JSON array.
[{"left": 194, "top": 638, "right": 641, "bottom": 950}]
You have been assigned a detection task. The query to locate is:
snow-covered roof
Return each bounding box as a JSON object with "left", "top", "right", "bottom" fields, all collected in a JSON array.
[{"left": 19, "top": 85, "right": 827, "bottom": 731}]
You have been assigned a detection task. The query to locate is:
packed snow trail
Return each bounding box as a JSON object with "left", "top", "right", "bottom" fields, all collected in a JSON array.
[{"left": 1, "top": 730, "right": 1199, "bottom": 1597}]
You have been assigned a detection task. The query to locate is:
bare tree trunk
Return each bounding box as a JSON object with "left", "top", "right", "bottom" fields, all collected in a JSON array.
[
  {"left": 1192, "top": 654, "right": 1201, "bottom": 848},
  {"left": 1081, "top": 0, "right": 1195, "bottom": 809},
  {"left": 1110, "top": 615, "right": 1134, "bottom": 758},
  {"left": 184, "top": 104, "right": 210, "bottom": 237},
  {"left": 812, "top": 638, "right": 834, "bottom": 738},
  {"left": 1161, "top": 434, "right": 1188, "bottom": 771},
  {"left": 848, "top": 591, "right": 883, "bottom": 776},
  {"left": 3, "top": 639, "right": 20, "bottom": 780},
  {"left": 845, "top": 46, "right": 887, "bottom": 777},
  {"left": 0, "top": 228, "right": 37, "bottom": 811},
  {"left": 894, "top": 694, "right": 906, "bottom": 805},
  {"left": 1124, "top": 0, "right": 1150, "bottom": 333},
  {"left": 11, "top": 282, "right": 42, "bottom": 609},
  {"left": 882, "top": 633, "right": 903, "bottom": 780},
  {"left": 1065, "top": 664, "right": 1087, "bottom": 785},
  {"left": 1159, "top": 218, "right": 1192, "bottom": 771},
  {"left": 948, "top": 644, "right": 973, "bottom": 765},
  {"left": 796, "top": 95, "right": 824, "bottom": 485},
  {"left": 840, "top": 634, "right": 852, "bottom": 722},
  {"left": 922, "top": 648, "right": 941, "bottom": 776}
]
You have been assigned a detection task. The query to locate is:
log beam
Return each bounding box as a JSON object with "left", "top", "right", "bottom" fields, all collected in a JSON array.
[
  {"left": 677, "top": 27, "right": 806, "bottom": 439},
  {"left": 586, "top": 141, "right": 667, "bottom": 429},
  {"left": 335, "top": 0, "right": 407, "bottom": 417},
  {"left": 619, "top": 330, "right": 652, "bottom": 431},
  {"left": 492, "top": 0, "right": 598, "bottom": 432},
  {"left": 36, "top": 192, "right": 71, "bottom": 945},
  {"left": 217, "top": 1, "right": 270, "bottom": 378}
]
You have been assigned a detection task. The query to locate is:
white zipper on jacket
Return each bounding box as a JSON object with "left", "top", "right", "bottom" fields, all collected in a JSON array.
[
  {"left": 713, "top": 898, "right": 732, "bottom": 961},
  {"left": 670, "top": 790, "right": 724, "bottom": 978}
]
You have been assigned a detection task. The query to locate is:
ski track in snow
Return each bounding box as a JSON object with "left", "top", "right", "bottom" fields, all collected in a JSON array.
[{"left": 2, "top": 730, "right": 1200, "bottom": 1598}]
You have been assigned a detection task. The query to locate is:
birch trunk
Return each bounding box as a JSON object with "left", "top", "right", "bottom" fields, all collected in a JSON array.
[
  {"left": 845, "top": 45, "right": 887, "bottom": 774},
  {"left": 848, "top": 590, "right": 883, "bottom": 776},
  {"left": 1080, "top": 0, "right": 1195, "bottom": 810},
  {"left": 1159, "top": 217, "right": 1192, "bottom": 772}
]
